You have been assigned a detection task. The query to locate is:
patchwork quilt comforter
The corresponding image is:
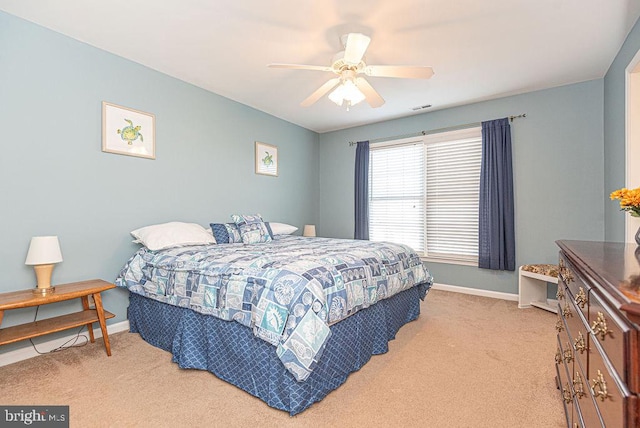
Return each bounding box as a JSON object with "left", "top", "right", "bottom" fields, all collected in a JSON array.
[{"left": 115, "top": 235, "right": 432, "bottom": 381}]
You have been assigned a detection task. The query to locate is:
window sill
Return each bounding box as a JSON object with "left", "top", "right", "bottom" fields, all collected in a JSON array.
[{"left": 420, "top": 256, "right": 478, "bottom": 267}]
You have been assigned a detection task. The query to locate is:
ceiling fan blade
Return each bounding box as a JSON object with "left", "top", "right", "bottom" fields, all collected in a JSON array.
[
  {"left": 268, "top": 63, "right": 333, "bottom": 72},
  {"left": 343, "top": 33, "right": 371, "bottom": 65},
  {"left": 301, "top": 78, "right": 341, "bottom": 107},
  {"left": 365, "top": 65, "right": 434, "bottom": 79},
  {"left": 355, "top": 77, "right": 385, "bottom": 108}
]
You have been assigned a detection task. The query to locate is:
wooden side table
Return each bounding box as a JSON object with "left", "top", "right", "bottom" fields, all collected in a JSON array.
[{"left": 0, "top": 279, "right": 116, "bottom": 356}]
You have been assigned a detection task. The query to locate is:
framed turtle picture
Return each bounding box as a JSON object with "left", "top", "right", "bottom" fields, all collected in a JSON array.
[
  {"left": 255, "top": 141, "right": 278, "bottom": 176},
  {"left": 102, "top": 101, "right": 155, "bottom": 159}
]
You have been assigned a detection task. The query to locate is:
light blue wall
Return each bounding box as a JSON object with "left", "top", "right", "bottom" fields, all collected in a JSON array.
[
  {"left": 319, "top": 80, "right": 605, "bottom": 294},
  {"left": 3, "top": 7, "right": 635, "bottom": 357},
  {"left": 0, "top": 12, "right": 319, "bottom": 351},
  {"left": 604, "top": 16, "right": 640, "bottom": 241}
]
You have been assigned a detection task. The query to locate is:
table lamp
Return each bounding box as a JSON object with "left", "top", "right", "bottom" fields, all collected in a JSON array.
[
  {"left": 303, "top": 225, "right": 316, "bottom": 237},
  {"left": 25, "top": 236, "right": 63, "bottom": 295}
]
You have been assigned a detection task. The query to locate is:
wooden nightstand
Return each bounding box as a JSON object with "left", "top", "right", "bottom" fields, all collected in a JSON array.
[{"left": 0, "top": 279, "right": 116, "bottom": 356}]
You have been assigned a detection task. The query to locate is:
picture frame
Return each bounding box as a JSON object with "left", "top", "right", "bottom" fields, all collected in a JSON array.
[
  {"left": 255, "top": 141, "right": 278, "bottom": 176},
  {"left": 102, "top": 101, "right": 155, "bottom": 159}
]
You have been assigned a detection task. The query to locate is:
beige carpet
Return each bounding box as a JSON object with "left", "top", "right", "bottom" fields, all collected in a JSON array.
[{"left": 1, "top": 290, "right": 565, "bottom": 428}]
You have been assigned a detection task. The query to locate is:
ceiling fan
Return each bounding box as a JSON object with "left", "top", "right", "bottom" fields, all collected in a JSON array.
[{"left": 268, "top": 33, "right": 434, "bottom": 109}]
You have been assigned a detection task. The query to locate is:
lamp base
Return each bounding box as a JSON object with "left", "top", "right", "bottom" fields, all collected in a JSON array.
[
  {"left": 32, "top": 286, "right": 56, "bottom": 296},
  {"left": 32, "top": 263, "right": 55, "bottom": 296}
]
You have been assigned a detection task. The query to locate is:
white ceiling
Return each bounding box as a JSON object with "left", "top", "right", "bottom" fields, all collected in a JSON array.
[{"left": 2, "top": 0, "right": 640, "bottom": 133}]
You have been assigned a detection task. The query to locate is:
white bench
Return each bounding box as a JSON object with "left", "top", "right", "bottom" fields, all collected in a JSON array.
[{"left": 518, "top": 264, "right": 559, "bottom": 313}]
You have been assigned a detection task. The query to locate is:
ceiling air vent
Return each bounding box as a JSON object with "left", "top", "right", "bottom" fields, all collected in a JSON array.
[{"left": 411, "top": 104, "right": 432, "bottom": 111}]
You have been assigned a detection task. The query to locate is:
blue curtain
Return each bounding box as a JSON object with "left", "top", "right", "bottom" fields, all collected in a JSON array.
[
  {"left": 354, "top": 141, "right": 370, "bottom": 240},
  {"left": 479, "top": 118, "right": 515, "bottom": 271}
]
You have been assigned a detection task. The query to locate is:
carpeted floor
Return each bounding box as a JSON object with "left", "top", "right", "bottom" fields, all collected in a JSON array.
[{"left": 0, "top": 290, "right": 566, "bottom": 427}]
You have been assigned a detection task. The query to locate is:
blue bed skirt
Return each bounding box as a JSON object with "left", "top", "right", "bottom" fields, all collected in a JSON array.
[{"left": 127, "top": 282, "right": 430, "bottom": 415}]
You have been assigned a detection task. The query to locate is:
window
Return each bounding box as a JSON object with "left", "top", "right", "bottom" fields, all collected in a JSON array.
[{"left": 368, "top": 126, "right": 482, "bottom": 264}]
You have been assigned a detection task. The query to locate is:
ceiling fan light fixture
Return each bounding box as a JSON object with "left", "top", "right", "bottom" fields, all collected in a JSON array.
[
  {"left": 269, "top": 32, "right": 432, "bottom": 109},
  {"left": 328, "top": 79, "right": 365, "bottom": 108}
]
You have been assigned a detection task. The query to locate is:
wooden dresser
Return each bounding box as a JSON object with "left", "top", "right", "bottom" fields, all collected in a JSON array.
[{"left": 555, "top": 240, "right": 640, "bottom": 427}]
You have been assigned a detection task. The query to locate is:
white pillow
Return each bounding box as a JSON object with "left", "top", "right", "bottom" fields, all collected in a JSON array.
[
  {"left": 131, "top": 222, "right": 216, "bottom": 250},
  {"left": 268, "top": 222, "right": 298, "bottom": 235}
]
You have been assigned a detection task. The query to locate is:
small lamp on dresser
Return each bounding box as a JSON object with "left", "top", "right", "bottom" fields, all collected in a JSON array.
[
  {"left": 303, "top": 225, "right": 316, "bottom": 237},
  {"left": 25, "top": 236, "right": 63, "bottom": 295}
]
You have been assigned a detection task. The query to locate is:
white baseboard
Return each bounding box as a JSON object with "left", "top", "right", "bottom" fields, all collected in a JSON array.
[
  {"left": 0, "top": 320, "right": 130, "bottom": 368},
  {"left": 431, "top": 282, "right": 518, "bottom": 302}
]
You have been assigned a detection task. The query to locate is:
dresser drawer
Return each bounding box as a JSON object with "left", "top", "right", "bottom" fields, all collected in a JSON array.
[
  {"left": 588, "top": 340, "right": 634, "bottom": 427},
  {"left": 557, "top": 301, "right": 605, "bottom": 427},
  {"left": 559, "top": 254, "right": 590, "bottom": 319},
  {"left": 557, "top": 312, "right": 576, "bottom": 368},
  {"left": 572, "top": 359, "right": 604, "bottom": 427},
  {"left": 556, "top": 336, "right": 574, "bottom": 427},
  {"left": 557, "top": 292, "right": 589, "bottom": 374},
  {"left": 588, "top": 290, "right": 638, "bottom": 390}
]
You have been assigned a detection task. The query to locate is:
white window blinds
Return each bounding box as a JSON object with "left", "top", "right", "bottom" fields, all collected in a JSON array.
[
  {"left": 368, "top": 127, "right": 482, "bottom": 264},
  {"left": 369, "top": 141, "right": 425, "bottom": 253}
]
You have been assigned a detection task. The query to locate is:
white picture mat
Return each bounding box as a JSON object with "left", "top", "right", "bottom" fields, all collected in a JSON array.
[
  {"left": 102, "top": 101, "right": 155, "bottom": 159},
  {"left": 255, "top": 141, "right": 278, "bottom": 176}
]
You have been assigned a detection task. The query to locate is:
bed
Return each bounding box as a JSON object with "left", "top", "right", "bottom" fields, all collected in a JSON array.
[{"left": 116, "top": 224, "right": 432, "bottom": 415}]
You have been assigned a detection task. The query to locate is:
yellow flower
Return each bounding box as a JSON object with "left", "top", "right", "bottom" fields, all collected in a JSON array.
[
  {"left": 611, "top": 187, "right": 640, "bottom": 217},
  {"left": 610, "top": 188, "right": 627, "bottom": 200}
]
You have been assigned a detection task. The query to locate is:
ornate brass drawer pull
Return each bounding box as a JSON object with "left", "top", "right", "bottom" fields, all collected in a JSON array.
[
  {"left": 562, "top": 302, "right": 573, "bottom": 318},
  {"left": 559, "top": 260, "right": 575, "bottom": 284},
  {"left": 565, "top": 270, "right": 574, "bottom": 283},
  {"left": 563, "top": 343, "right": 573, "bottom": 364},
  {"left": 562, "top": 382, "right": 573, "bottom": 404},
  {"left": 555, "top": 316, "right": 564, "bottom": 333},
  {"left": 591, "top": 312, "right": 613, "bottom": 340},
  {"left": 556, "top": 285, "right": 565, "bottom": 301},
  {"left": 573, "top": 372, "right": 585, "bottom": 398},
  {"left": 555, "top": 347, "right": 562, "bottom": 364},
  {"left": 574, "top": 331, "right": 586, "bottom": 354},
  {"left": 575, "top": 287, "right": 587, "bottom": 309},
  {"left": 563, "top": 270, "right": 574, "bottom": 283},
  {"left": 591, "top": 370, "right": 611, "bottom": 402}
]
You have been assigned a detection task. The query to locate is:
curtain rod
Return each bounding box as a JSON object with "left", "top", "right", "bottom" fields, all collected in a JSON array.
[{"left": 348, "top": 113, "right": 526, "bottom": 146}]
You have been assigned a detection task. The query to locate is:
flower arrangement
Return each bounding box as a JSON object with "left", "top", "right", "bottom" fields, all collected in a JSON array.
[{"left": 610, "top": 187, "right": 640, "bottom": 217}]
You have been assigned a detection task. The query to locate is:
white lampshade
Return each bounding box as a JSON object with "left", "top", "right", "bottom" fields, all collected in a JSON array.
[
  {"left": 25, "top": 236, "right": 63, "bottom": 265},
  {"left": 328, "top": 79, "right": 366, "bottom": 107},
  {"left": 303, "top": 225, "right": 316, "bottom": 237}
]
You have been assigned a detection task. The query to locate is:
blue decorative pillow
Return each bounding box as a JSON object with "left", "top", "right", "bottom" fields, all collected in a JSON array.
[
  {"left": 210, "top": 223, "right": 228, "bottom": 243},
  {"left": 231, "top": 214, "right": 272, "bottom": 244},
  {"left": 225, "top": 223, "right": 242, "bottom": 243},
  {"left": 210, "top": 223, "right": 242, "bottom": 243}
]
